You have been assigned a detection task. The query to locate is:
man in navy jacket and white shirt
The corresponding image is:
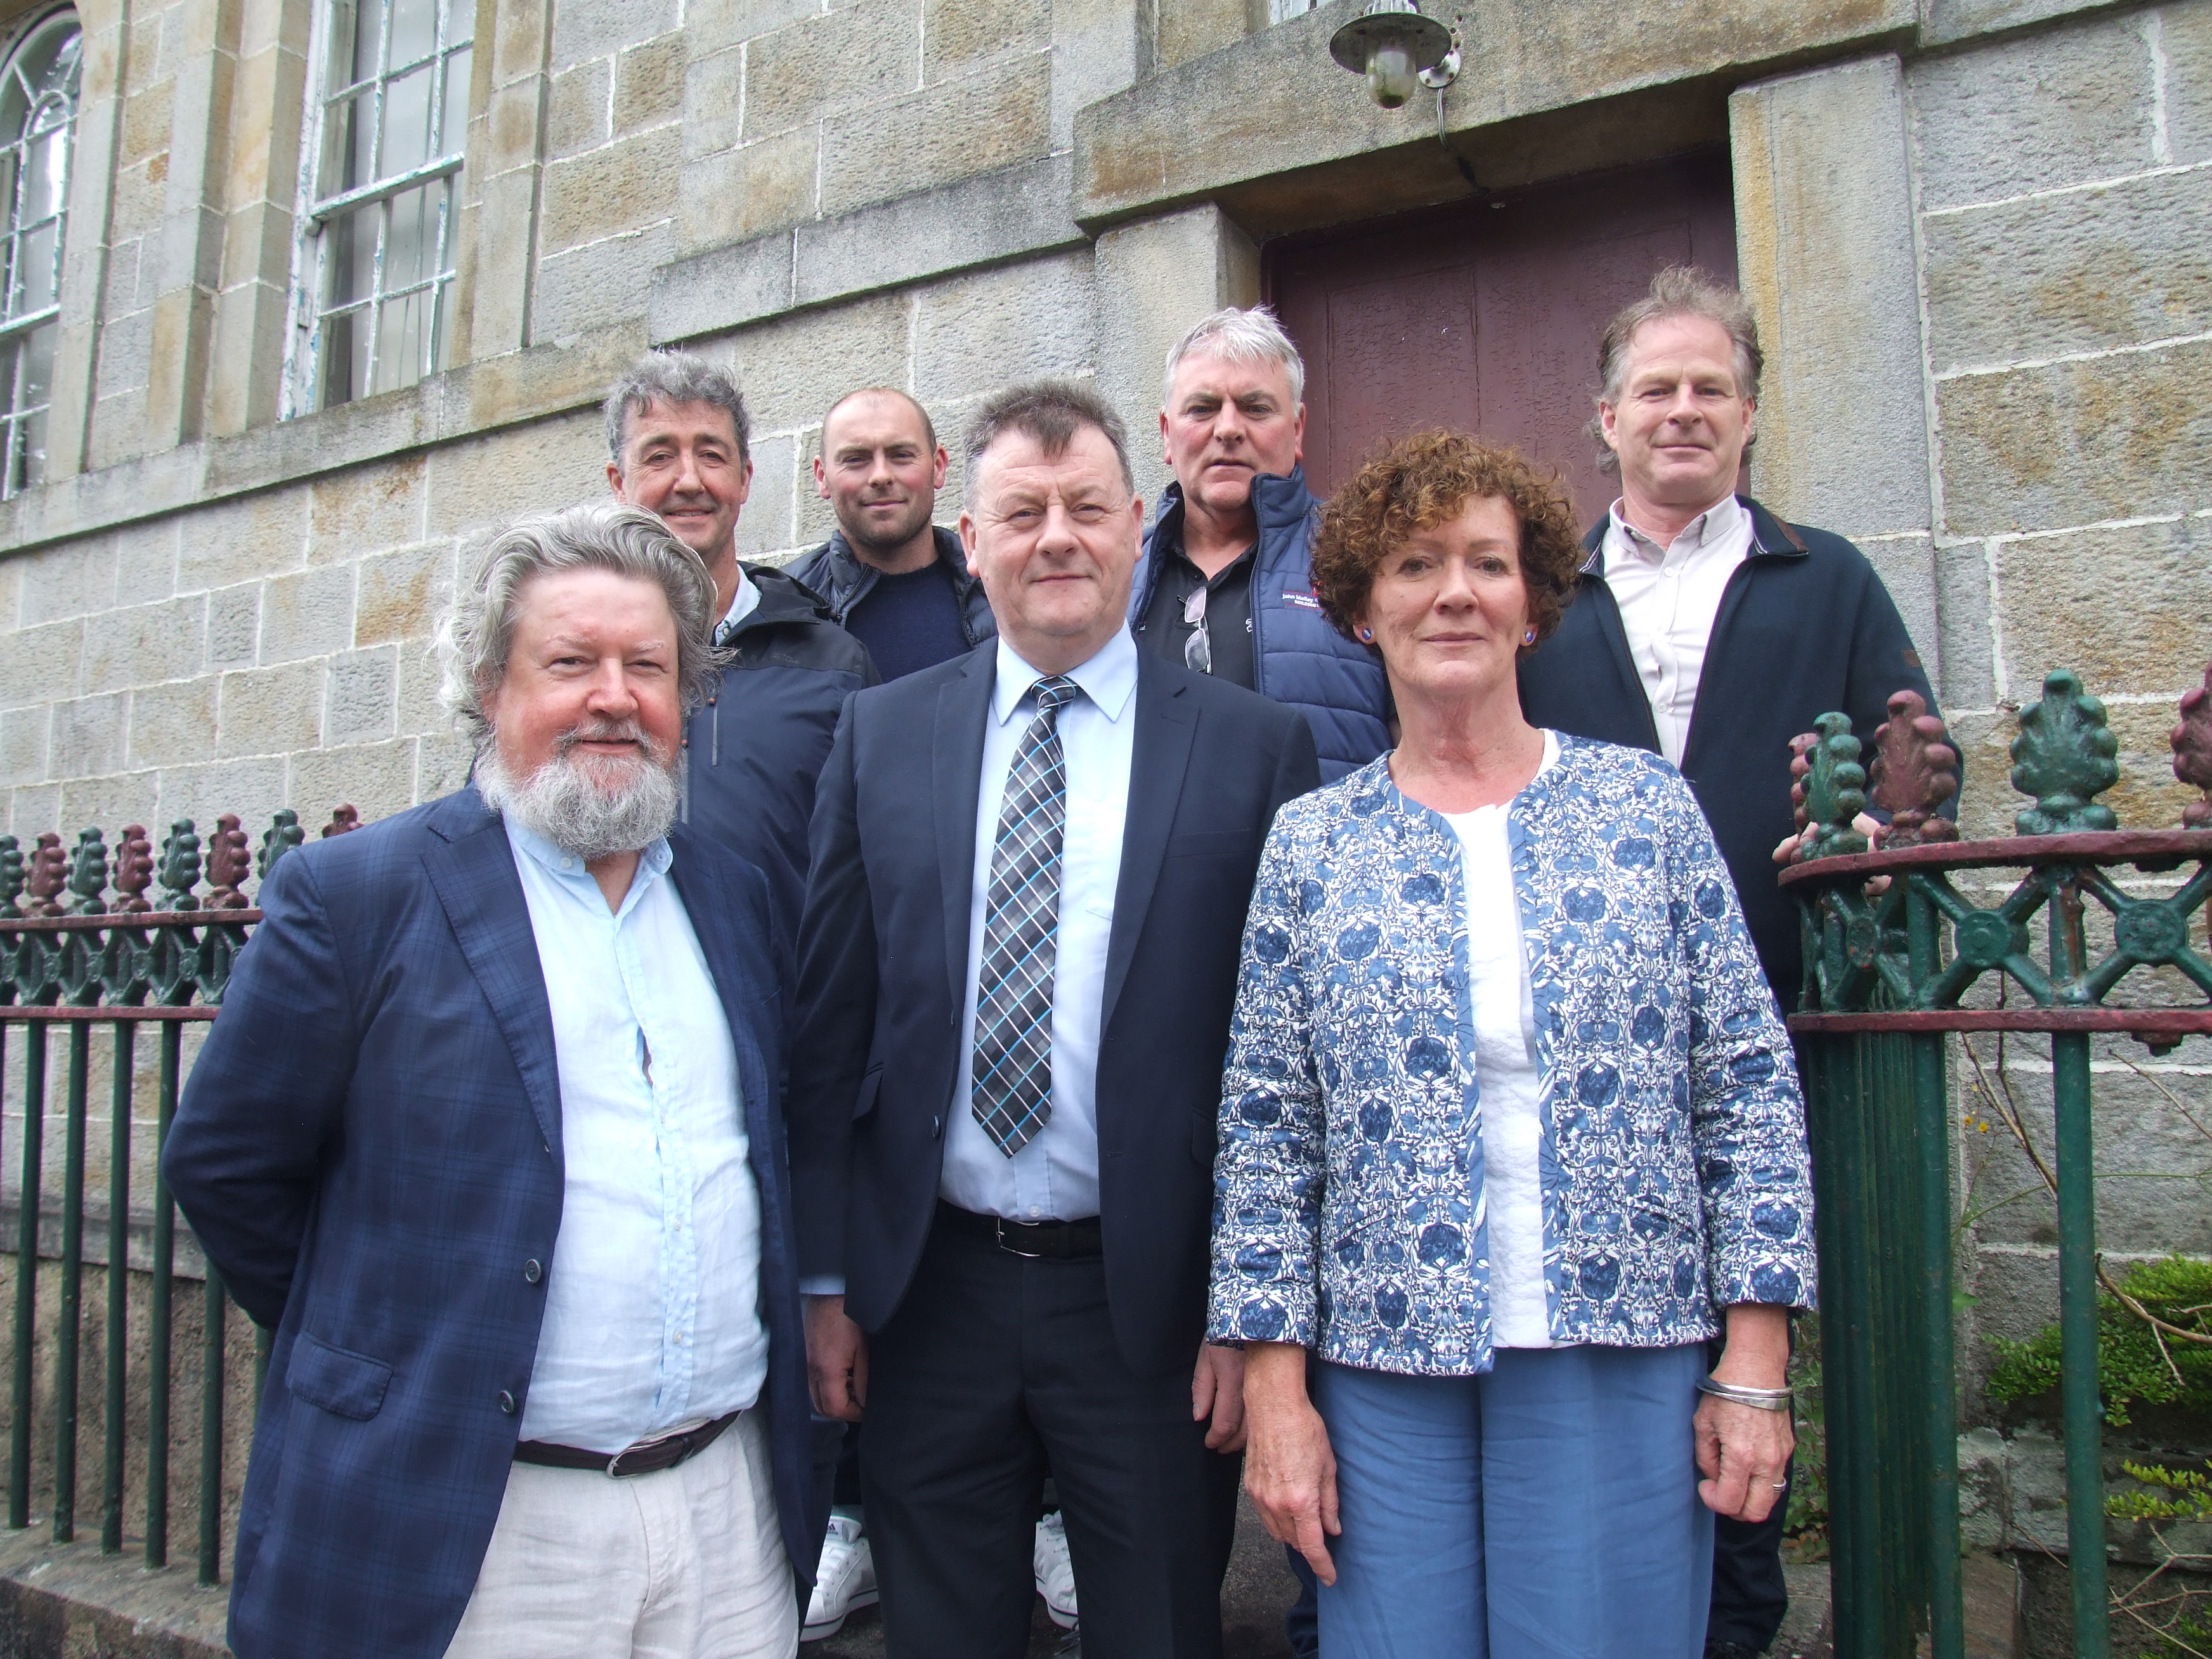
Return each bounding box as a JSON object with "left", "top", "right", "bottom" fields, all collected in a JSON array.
[
  {"left": 791, "top": 381, "right": 1319, "bottom": 1658},
  {"left": 1518, "top": 267, "right": 1948, "bottom": 1659},
  {"left": 163, "top": 504, "right": 819, "bottom": 1659}
]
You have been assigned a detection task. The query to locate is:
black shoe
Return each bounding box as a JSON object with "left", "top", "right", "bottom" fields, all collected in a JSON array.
[{"left": 1705, "top": 1644, "right": 1764, "bottom": 1659}]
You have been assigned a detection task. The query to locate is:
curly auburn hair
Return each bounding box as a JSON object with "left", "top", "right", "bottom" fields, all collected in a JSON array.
[{"left": 1310, "top": 431, "right": 1584, "bottom": 651}]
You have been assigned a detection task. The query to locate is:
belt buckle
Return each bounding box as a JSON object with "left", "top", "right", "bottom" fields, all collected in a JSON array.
[
  {"left": 994, "top": 1217, "right": 1046, "bottom": 1259},
  {"left": 606, "top": 1433, "right": 670, "bottom": 1478}
]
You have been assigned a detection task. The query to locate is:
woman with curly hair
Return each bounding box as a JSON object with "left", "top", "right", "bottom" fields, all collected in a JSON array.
[{"left": 1207, "top": 431, "right": 1816, "bottom": 1656}]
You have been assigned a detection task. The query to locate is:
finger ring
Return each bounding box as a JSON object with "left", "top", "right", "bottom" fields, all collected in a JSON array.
[{"left": 1770, "top": 1481, "right": 1788, "bottom": 1491}]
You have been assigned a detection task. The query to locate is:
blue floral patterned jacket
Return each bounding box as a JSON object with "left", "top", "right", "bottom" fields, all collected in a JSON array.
[{"left": 1207, "top": 736, "right": 1816, "bottom": 1376}]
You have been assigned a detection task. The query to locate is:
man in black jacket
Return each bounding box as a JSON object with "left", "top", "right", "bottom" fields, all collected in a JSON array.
[
  {"left": 1518, "top": 268, "right": 1948, "bottom": 1659},
  {"left": 604, "top": 351, "right": 877, "bottom": 946},
  {"left": 785, "top": 387, "right": 996, "bottom": 679}
]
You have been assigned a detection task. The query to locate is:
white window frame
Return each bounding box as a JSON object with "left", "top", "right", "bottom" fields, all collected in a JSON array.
[
  {"left": 282, "top": 0, "right": 473, "bottom": 417},
  {"left": 0, "top": 6, "right": 81, "bottom": 497}
]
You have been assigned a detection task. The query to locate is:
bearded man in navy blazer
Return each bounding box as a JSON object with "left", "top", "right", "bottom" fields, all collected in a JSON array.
[
  {"left": 163, "top": 502, "right": 821, "bottom": 1659},
  {"left": 790, "top": 381, "right": 1321, "bottom": 1658}
]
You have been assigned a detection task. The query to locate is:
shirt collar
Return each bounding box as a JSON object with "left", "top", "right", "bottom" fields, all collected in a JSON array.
[
  {"left": 1606, "top": 493, "right": 1747, "bottom": 561},
  {"left": 504, "top": 814, "right": 674, "bottom": 920},
  {"left": 990, "top": 625, "right": 1140, "bottom": 727},
  {"left": 714, "top": 566, "right": 760, "bottom": 642}
]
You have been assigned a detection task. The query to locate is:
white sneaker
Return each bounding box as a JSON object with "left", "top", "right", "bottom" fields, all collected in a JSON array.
[
  {"left": 1034, "top": 1511, "right": 1079, "bottom": 1630},
  {"left": 803, "top": 1514, "right": 878, "bottom": 1641}
]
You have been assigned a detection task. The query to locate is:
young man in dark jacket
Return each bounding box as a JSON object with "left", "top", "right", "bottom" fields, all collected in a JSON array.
[
  {"left": 1517, "top": 268, "right": 1950, "bottom": 1659},
  {"left": 604, "top": 351, "right": 876, "bottom": 947},
  {"left": 784, "top": 387, "right": 994, "bottom": 679},
  {"left": 1128, "top": 306, "right": 1391, "bottom": 782}
]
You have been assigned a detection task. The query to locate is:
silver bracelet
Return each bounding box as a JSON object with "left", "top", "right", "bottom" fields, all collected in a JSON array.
[{"left": 1696, "top": 1375, "right": 1793, "bottom": 1414}]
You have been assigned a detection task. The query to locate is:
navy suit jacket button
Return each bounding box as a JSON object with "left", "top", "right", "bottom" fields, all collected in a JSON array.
[
  {"left": 523, "top": 1259, "right": 543, "bottom": 1284},
  {"left": 930, "top": 1114, "right": 942, "bottom": 1138},
  {"left": 497, "top": 1390, "right": 517, "bottom": 1415}
]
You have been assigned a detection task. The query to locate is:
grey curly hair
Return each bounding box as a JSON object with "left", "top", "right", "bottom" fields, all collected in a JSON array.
[{"left": 439, "top": 502, "right": 722, "bottom": 748}]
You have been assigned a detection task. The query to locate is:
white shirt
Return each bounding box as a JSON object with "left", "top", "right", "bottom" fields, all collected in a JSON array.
[
  {"left": 1440, "top": 730, "right": 1559, "bottom": 1350},
  {"left": 505, "top": 820, "right": 769, "bottom": 1452},
  {"left": 1599, "top": 495, "right": 1755, "bottom": 767},
  {"left": 715, "top": 565, "right": 760, "bottom": 644},
  {"left": 939, "top": 628, "right": 1139, "bottom": 1221}
]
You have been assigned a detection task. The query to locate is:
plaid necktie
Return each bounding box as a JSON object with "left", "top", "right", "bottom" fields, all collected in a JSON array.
[{"left": 972, "top": 675, "right": 1082, "bottom": 1157}]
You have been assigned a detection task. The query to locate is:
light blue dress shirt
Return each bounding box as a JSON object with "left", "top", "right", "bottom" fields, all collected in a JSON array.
[
  {"left": 504, "top": 819, "right": 769, "bottom": 1452},
  {"left": 939, "top": 627, "right": 1138, "bottom": 1222}
]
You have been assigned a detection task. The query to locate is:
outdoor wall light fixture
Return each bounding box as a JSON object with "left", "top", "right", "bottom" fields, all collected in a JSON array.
[{"left": 1327, "top": 0, "right": 1460, "bottom": 109}]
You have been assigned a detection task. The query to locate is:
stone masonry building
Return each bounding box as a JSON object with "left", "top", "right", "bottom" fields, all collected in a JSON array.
[{"left": 0, "top": 0, "right": 2209, "bottom": 1639}]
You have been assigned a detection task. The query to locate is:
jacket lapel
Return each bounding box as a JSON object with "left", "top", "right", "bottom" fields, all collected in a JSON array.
[
  {"left": 1102, "top": 659, "right": 1195, "bottom": 1030},
  {"left": 420, "top": 789, "right": 564, "bottom": 1162},
  {"left": 935, "top": 646, "right": 995, "bottom": 1015}
]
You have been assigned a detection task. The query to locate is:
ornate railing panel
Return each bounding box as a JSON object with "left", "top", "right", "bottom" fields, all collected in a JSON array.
[
  {"left": 1782, "top": 667, "right": 2212, "bottom": 1659},
  {"left": 0, "top": 807, "right": 358, "bottom": 1584}
]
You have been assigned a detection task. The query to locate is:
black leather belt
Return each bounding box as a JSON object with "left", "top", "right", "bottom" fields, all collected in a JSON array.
[
  {"left": 937, "top": 1200, "right": 1103, "bottom": 1259},
  {"left": 514, "top": 1410, "right": 741, "bottom": 1477}
]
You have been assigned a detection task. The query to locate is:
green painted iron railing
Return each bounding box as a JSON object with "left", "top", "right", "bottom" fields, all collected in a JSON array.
[
  {"left": 1783, "top": 665, "right": 2212, "bottom": 1659},
  {"left": 0, "top": 805, "right": 356, "bottom": 1584}
]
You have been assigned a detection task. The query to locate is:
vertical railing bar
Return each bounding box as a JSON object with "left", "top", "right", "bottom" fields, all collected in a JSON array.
[
  {"left": 2052, "top": 1029, "right": 2111, "bottom": 1659},
  {"left": 252, "top": 1323, "right": 271, "bottom": 1410},
  {"left": 9, "top": 1020, "right": 45, "bottom": 1530},
  {"left": 51, "top": 1020, "right": 88, "bottom": 1542},
  {"left": 1908, "top": 878, "right": 1965, "bottom": 1659},
  {"left": 197, "top": 1267, "right": 224, "bottom": 1587},
  {"left": 102, "top": 1019, "right": 133, "bottom": 1553},
  {"left": 146, "top": 1021, "right": 177, "bottom": 1568}
]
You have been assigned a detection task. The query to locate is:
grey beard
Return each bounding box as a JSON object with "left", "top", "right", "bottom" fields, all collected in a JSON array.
[{"left": 476, "top": 730, "right": 680, "bottom": 861}]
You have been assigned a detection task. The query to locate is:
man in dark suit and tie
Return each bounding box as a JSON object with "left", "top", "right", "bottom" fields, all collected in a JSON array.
[
  {"left": 163, "top": 502, "right": 821, "bottom": 1659},
  {"left": 790, "top": 381, "right": 1320, "bottom": 1657}
]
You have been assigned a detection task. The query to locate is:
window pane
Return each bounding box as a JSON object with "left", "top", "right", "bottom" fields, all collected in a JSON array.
[
  {"left": 374, "top": 288, "right": 431, "bottom": 396},
  {"left": 18, "top": 218, "right": 57, "bottom": 313},
  {"left": 341, "top": 0, "right": 379, "bottom": 88},
  {"left": 383, "top": 181, "right": 438, "bottom": 291},
  {"left": 390, "top": 0, "right": 439, "bottom": 69},
  {"left": 20, "top": 316, "right": 54, "bottom": 407},
  {"left": 24, "top": 114, "right": 67, "bottom": 221},
  {"left": 320, "top": 305, "right": 364, "bottom": 408},
  {"left": 440, "top": 43, "right": 471, "bottom": 155},
  {"left": 323, "top": 198, "right": 377, "bottom": 312},
  {"left": 379, "top": 62, "right": 433, "bottom": 176}
]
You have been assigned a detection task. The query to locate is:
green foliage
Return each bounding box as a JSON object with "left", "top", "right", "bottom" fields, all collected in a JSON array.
[
  {"left": 2147, "top": 1604, "right": 2212, "bottom": 1659},
  {"left": 2108, "top": 1459, "right": 2212, "bottom": 1524},
  {"left": 1984, "top": 1256, "right": 2212, "bottom": 1428}
]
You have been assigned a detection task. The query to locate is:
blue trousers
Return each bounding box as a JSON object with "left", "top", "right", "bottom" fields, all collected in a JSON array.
[{"left": 1311, "top": 1346, "right": 1714, "bottom": 1659}]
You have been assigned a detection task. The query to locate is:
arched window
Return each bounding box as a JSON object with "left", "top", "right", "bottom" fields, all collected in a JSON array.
[{"left": 0, "top": 8, "right": 81, "bottom": 497}]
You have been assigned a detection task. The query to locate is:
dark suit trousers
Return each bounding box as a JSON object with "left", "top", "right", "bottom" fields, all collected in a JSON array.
[{"left": 860, "top": 1211, "right": 1241, "bottom": 1659}]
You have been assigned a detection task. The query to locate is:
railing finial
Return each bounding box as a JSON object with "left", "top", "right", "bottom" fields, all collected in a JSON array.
[
  {"left": 67, "top": 827, "right": 110, "bottom": 915},
  {"left": 2011, "top": 668, "right": 2119, "bottom": 835},
  {"left": 1790, "top": 713, "right": 1870, "bottom": 861},
  {"left": 27, "top": 831, "right": 67, "bottom": 916},
  {"left": 258, "top": 809, "right": 304, "bottom": 880},
  {"left": 2173, "top": 660, "right": 2212, "bottom": 829},
  {"left": 1871, "top": 690, "right": 1960, "bottom": 849},
  {"left": 157, "top": 820, "right": 202, "bottom": 911},
  {"left": 205, "top": 816, "right": 250, "bottom": 909},
  {"left": 0, "top": 835, "right": 21, "bottom": 916},
  {"left": 113, "top": 826, "right": 155, "bottom": 914},
  {"left": 322, "top": 805, "right": 361, "bottom": 838}
]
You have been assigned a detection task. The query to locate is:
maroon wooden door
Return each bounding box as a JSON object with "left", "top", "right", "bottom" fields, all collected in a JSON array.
[{"left": 1266, "top": 150, "right": 1738, "bottom": 528}]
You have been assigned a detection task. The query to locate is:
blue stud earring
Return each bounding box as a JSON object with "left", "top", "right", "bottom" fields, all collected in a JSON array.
[
  {"left": 1523, "top": 627, "right": 1537, "bottom": 645},
  {"left": 1358, "top": 627, "right": 1375, "bottom": 644}
]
